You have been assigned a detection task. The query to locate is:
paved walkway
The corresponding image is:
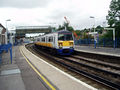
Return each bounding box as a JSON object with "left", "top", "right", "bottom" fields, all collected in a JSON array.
[
  {"left": 0, "top": 46, "right": 48, "bottom": 90},
  {"left": 0, "top": 46, "right": 26, "bottom": 90},
  {"left": 75, "top": 45, "right": 120, "bottom": 57}
]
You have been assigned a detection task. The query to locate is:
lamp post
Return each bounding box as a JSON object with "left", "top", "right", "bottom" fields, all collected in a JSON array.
[
  {"left": 90, "top": 16, "right": 97, "bottom": 48},
  {"left": 5, "top": 19, "right": 11, "bottom": 44},
  {"left": 90, "top": 16, "right": 95, "bottom": 33}
]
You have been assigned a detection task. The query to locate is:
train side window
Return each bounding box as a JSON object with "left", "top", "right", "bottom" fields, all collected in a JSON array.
[
  {"left": 42, "top": 37, "right": 45, "bottom": 42},
  {"left": 48, "top": 37, "right": 50, "bottom": 42},
  {"left": 51, "top": 37, "right": 53, "bottom": 42},
  {"left": 48, "top": 36, "right": 53, "bottom": 42},
  {"left": 37, "top": 38, "right": 40, "bottom": 41}
]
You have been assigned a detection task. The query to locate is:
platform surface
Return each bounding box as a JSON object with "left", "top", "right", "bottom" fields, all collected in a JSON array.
[
  {"left": 0, "top": 45, "right": 99, "bottom": 90},
  {"left": 0, "top": 46, "right": 49, "bottom": 90},
  {"left": 20, "top": 45, "right": 97, "bottom": 90},
  {"left": 75, "top": 45, "right": 120, "bottom": 57}
]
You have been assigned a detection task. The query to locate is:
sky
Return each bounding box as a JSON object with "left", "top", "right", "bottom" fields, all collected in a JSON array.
[{"left": 0, "top": 0, "right": 111, "bottom": 30}]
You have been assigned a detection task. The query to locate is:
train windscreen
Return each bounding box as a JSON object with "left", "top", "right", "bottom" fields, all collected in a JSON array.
[{"left": 58, "top": 33, "right": 73, "bottom": 41}]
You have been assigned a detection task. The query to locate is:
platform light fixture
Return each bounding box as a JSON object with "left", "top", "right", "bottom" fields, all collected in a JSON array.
[
  {"left": 90, "top": 16, "right": 97, "bottom": 48},
  {"left": 5, "top": 19, "right": 11, "bottom": 44}
]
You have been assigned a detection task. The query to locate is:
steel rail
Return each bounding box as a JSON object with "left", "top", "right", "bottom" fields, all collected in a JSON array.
[
  {"left": 71, "top": 55, "right": 120, "bottom": 70},
  {"left": 59, "top": 56, "right": 120, "bottom": 77}
]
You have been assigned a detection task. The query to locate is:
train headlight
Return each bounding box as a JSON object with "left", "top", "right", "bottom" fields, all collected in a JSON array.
[
  {"left": 69, "top": 42, "right": 73, "bottom": 46},
  {"left": 58, "top": 43, "right": 63, "bottom": 48}
]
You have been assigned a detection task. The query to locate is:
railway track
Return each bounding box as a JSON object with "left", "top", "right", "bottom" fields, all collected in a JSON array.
[
  {"left": 25, "top": 44, "right": 120, "bottom": 90},
  {"left": 75, "top": 51, "right": 120, "bottom": 64},
  {"left": 61, "top": 56, "right": 120, "bottom": 78},
  {"left": 71, "top": 55, "right": 120, "bottom": 70},
  {"left": 58, "top": 56, "right": 120, "bottom": 89}
]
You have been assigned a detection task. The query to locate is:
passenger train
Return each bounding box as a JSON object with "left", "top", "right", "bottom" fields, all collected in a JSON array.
[{"left": 35, "top": 30, "right": 74, "bottom": 55}]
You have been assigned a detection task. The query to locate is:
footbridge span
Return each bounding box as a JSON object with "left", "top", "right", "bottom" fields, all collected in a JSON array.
[{"left": 16, "top": 26, "right": 52, "bottom": 38}]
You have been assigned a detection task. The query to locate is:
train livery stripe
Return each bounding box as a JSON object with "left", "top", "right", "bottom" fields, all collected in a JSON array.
[
  {"left": 19, "top": 47, "right": 56, "bottom": 90},
  {"left": 36, "top": 42, "right": 53, "bottom": 48}
]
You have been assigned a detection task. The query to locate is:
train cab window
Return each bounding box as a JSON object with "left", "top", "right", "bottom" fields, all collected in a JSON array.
[
  {"left": 66, "top": 34, "right": 73, "bottom": 40},
  {"left": 58, "top": 34, "right": 64, "bottom": 41},
  {"left": 58, "top": 33, "right": 73, "bottom": 41}
]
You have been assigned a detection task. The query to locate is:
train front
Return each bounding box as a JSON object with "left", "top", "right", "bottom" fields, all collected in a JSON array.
[{"left": 57, "top": 31, "right": 74, "bottom": 55}]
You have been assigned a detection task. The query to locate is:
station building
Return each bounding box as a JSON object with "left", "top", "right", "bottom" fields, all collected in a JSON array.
[{"left": 0, "top": 24, "right": 7, "bottom": 45}]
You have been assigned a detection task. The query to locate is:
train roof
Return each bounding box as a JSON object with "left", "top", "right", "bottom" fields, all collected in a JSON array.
[{"left": 40, "top": 30, "right": 72, "bottom": 37}]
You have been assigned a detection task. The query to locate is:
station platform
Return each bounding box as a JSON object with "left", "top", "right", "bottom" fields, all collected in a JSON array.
[
  {"left": 0, "top": 45, "right": 49, "bottom": 90},
  {"left": 75, "top": 45, "right": 120, "bottom": 57},
  {"left": 0, "top": 45, "right": 97, "bottom": 90}
]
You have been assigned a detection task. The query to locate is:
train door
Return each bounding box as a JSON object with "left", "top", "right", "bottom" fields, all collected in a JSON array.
[
  {"left": 53, "top": 34, "right": 57, "bottom": 48},
  {"left": 46, "top": 36, "right": 48, "bottom": 47},
  {"left": 53, "top": 36, "right": 55, "bottom": 48}
]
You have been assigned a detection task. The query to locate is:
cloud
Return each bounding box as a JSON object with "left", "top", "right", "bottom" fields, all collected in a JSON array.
[
  {"left": 0, "top": 0, "right": 52, "bottom": 8},
  {"left": 0, "top": 0, "right": 111, "bottom": 30}
]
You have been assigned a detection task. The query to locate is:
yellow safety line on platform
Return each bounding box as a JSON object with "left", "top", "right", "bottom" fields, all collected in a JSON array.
[{"left": 19, "top": 47, "right": 56, "bottom": 90}]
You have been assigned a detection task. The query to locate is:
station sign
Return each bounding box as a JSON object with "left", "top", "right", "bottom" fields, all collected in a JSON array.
[
  {"left": 104, "top": 28, "right": 115, "bottom": 30},
  {"left": 89, "top": 32, "right": 98, "bottom": 35}
]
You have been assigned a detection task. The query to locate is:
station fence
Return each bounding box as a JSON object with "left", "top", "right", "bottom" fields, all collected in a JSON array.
[
  {"left": 74, "top": 38, "right": 120, "bottom": 48},
  {"left": 0, "top": 43, "right": 12, "bottom": 64}
]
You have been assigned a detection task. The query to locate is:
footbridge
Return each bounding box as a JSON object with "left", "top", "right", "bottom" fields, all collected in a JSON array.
[{"left": 15, "top": 26, "right": 52, "bottom": 38}]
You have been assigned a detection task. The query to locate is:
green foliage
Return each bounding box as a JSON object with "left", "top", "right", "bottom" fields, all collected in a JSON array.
[
  {"left": 57, "top": 22, "right": 74, "bottom": 32},
  {"left": 101, "top": 31, "right": 113, "bottom": 39},
  {"left": 57, "top": 25, "right": 64, "bottom": 30},
  {"left": 106, "top": 0, "right": 120, "bottom": 38},
  {"left": 67, "top": 26, "right": 74, "bottom": 32},
  {"left": 74, "top": 30, "right": 82, "bottom": 36},
  {"left": 82, "top": 32, "right": 88, "bottom": 39},
  {"left": 96, "top": 25, "right": 104, "bottom": 34}
]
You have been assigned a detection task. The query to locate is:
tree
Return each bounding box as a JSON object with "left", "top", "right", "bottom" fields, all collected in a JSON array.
[
  {"left": 57, "top": 22, "right": 74, "bottom": 32},
  {"left": 57, "top": 25, "right": 64, "bottom": 30},
  {"left": 67, "top": 26, "right": 74, "bottom": 32},
  {"left": 96, "top": 25, "right": 104, "bottom": 34},
  {"left": 106, "top": 0, "right": 120, "bottom": 37}
]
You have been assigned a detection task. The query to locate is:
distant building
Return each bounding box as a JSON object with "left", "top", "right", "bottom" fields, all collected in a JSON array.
[{"left": 0, "top": 24, "right": 7, "bottom": 45}]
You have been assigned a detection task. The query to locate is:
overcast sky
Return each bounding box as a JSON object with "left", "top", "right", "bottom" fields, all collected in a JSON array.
[{"left": 0, "top": 0, "right": 111, "bottom": 30}]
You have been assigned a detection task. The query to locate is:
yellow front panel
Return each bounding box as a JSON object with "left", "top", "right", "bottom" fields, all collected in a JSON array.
[
  {"left": 63, "top": 41, "right": 69, "bottom": 46},
  {"left": 58, "top": 41, "right": 74, "bottom": 47}
]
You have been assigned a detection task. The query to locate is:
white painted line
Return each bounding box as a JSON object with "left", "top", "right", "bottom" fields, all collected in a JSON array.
[{"left": 22, "top": 46, "right": 97, "bottom": 90}]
